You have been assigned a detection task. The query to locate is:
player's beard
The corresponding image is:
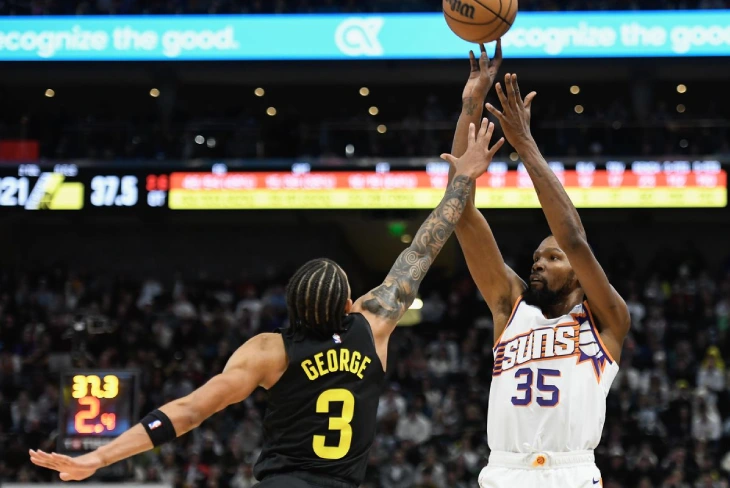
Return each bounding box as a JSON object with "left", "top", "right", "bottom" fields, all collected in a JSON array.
[{"left": 522, "top": 276, "right": 575, "bottom": 310}]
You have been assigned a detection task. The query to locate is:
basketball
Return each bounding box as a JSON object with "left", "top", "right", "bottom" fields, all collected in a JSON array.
[{"left": 443, "top": 0, "right": 518, "bottom": 43}]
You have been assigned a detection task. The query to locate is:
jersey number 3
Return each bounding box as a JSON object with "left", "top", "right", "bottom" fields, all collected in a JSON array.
[
  {"left": 313, "top": 388, "right": 355, "bottom": 460},
  {"left": 511, "top": 368, "right": 560, "bottom": 407}
]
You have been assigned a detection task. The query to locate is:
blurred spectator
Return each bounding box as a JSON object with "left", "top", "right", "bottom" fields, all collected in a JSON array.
[
  {"left": 396, "top": 406, "right": 433, "bottom": 445},
  {"left": 378, "top": 384, "right": 407, "bottom": 422},
  {"left": 381, "top": 450, "right": 416, "bottom": 488},
  {"left": 692, "top": 393, "right": 722, "bottom": 443},
  {"left": 697, "top": 347, "right": 726, "bottom": 393}
]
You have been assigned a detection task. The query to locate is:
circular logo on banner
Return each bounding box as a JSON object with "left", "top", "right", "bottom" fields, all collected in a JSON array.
[{"left": 335, "top": 17, "right": 385, "bottom": 57}]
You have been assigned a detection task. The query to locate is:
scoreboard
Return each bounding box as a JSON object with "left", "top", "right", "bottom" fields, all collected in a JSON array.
[
  {"left": 58, "top": 370, "right": 140, "bottom": 454},
  {"left": 1, "top": 159, "right": 727, "bottom": 211}
]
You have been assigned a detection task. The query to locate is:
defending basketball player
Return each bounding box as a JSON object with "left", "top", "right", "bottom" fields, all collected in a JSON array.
[
  {"left": 29, "top": 119, "right": 503, "bottom": 487},
  {"left": 443, "top": 64, "right": 631, "bottom": 485}
]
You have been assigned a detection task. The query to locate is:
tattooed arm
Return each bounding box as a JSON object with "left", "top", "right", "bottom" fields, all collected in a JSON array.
[
  {"left": 353, "top": 120, "right": 504, "bottom": 363},
  {"left": 354, "top": 174, "right": 473, "bottom": 323}
]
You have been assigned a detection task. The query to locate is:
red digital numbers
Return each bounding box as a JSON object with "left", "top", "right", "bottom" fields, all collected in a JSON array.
[
  {"left": 74, "top": 396, "right": 116, "bottom": 434},
  {"left": 146, "top": 175, "right": 169, "bottom": 191}
]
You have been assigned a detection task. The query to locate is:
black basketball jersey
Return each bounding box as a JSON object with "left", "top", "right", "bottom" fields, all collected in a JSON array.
[{"left": 253, "top": 313, "right": 385, "bottom": 486}]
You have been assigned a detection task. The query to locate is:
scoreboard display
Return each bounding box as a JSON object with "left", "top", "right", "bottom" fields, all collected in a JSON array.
[
  {"left": 58, "top": 370, "right": 140, "bottom": 453},
  {"left": 1, "top": 159, "right": 727, "bottom": 211}
]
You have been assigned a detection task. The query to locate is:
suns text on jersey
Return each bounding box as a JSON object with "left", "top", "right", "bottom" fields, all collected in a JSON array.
[
  {"left": 301, "top": 348, "right": 372, "bottom": 381},
  {"left": 493, "top": 323, "right": 580, "bottom": 376}
]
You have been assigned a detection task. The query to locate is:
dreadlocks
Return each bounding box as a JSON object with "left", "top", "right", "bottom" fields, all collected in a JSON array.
[{"left": 286, "top": 258, "right": 349, "bottom": 335}]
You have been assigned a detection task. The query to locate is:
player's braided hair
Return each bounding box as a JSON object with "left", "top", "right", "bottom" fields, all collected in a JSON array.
[{"left": 286, "top": 258, "right": 349, "bottom": 335}]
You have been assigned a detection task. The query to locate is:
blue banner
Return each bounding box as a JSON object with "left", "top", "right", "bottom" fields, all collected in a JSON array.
[{"left": 1, "top": 11, "right": 730, "bottom": 61}]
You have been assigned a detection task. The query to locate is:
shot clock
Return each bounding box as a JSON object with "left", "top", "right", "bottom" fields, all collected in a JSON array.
[{"left": 58, "top": 370, "right": 140, "bottom": 453}]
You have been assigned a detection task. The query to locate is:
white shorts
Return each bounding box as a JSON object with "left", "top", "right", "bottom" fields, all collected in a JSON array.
[{"left": 478, "top": 450, "right": 603, "bottom": 488}]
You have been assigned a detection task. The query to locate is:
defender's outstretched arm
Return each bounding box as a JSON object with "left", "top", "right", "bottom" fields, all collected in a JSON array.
[
  {"left": 354, "top": 119, "right": 504, "bottom": 339},
  {"left": 30, "top": 334, "right": 286, "bottom": 481}
]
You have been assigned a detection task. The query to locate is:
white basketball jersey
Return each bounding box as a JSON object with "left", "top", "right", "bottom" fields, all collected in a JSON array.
[{"left": 487, "top": 297, "right": 619, "bottom": 453}]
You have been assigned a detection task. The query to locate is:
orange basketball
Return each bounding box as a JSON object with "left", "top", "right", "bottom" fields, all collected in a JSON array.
[{"left": 443, "top": 0, "right": 518, "bottom": 43}]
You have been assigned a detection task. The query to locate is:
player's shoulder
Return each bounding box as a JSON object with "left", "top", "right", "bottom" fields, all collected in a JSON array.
[
  {"left": 250, "top": 332, "right": 285, "bottom": 349},
  {"left": 232, "top": 333, "right": 287, "bottom": 368},
  {"left": 232, "top": 333, "right": 288, "bottom": 389}
]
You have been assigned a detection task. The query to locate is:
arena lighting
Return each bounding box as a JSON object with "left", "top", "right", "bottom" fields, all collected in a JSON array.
[
  {"left": 345, "top": 144, "right": 355, "bottom": 156},
  {"left": 677, "top": 104, "right": 686, "bottom": 113},
  {"left": 149, "top": 88, "right": 160, "bottom": 97},
  {"left": 44, "top": 88, "right": 55, "bottom": 98},
  {"left": 680, "top": 139, "right": 689, "bottom": 148},
  {"left": 570, "top": 85, "right": 580, "bottom": 94},
  {"left": 369, "top": 106, "right": 379, "bottom": 116},
  {"left": 510, "top": 152, "right": 519, "bottom": 161},
  {"left": 194, "top": 135, "right": 204, "bottom": 145},
  {"left": 409, "top": 298, "right": 423, "bottom": 310},
  {"left": 206, "top": 138, "right": 216, "bottom": 148},
  {"left": 400, "top": 234, "right": 413, "bottom": 244},
  {"left": 255, "top": 87, "right": 265, "bottom": 97},
  {"left": 266, "top": 107, "right": 277, "bottom": 116},
  {"left": 677, "top": 84, "right": 687, "bottom": 94},
  {"left": 575, "top": 105, "right": 584, "bottom": 114},
  {"left": 359, "top": 87, "right": 370, "bottom": 96},
  {"left": 377, "top": 124, "right": 387, "bottom": 134}
]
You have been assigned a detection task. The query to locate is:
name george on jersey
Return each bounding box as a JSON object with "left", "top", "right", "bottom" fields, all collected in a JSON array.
[{"left": 301, "top": 348, "right": 372, "bottom": 381}]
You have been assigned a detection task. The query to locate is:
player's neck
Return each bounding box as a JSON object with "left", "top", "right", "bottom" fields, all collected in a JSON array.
[{"left": 541, "top": 289, "right": 585, "bottom": 319}]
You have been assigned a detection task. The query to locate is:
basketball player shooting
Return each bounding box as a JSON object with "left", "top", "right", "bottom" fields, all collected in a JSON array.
[
  {"left": 29, "top": 119, "right": 503, "bottom": 487},
  {"left": 444, "top": 64, "right": 631, "bottom": 485}
]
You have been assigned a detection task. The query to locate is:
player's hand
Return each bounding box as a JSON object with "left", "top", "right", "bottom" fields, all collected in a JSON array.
[
  {"left": 486, "top": 73, "right": 537, "bottom": 149},
  {"left": 462, "top": 39, "right": 502, "bottom": 103},
  {"left": 29, "top": 449, "right": 104, "bottom": 481},
  {"left": 440, "top": 118, "right": 504, "bottom": 179}
]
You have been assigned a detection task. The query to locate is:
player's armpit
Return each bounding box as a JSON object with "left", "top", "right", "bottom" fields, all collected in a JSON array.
[
  {"left": 455, "top": 209, "right": 525, "bottom": 339},
  {"left": 563, "top": 238, "right": 630, "bottom": 362}
]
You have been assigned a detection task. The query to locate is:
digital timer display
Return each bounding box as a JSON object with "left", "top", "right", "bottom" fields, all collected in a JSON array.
[
  {"left": 0, "top": 159, "right": 726, "bottom": 212},
  {"left": 58, "top": 370, "right": 139, "bottom": 453}
]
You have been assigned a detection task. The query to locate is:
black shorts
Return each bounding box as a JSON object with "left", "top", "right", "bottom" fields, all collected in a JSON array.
[{"left": 256, "top": 472, "right": 357, "bottom": 488}]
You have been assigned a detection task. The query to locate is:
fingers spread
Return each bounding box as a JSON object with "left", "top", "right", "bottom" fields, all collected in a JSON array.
[
  {"left": 488, "top": 137, "right": 506, "bottom": 156},
  {"left": 524, "top": 91, "right": 538, "bottom": 109},
  {"left": 469, "top": 50, "right": 478, "bottom": 71},
  {"left": 505, "top": 73, "right": 518, "bottom": 110},
  {"left": 484, "top": 121, "right": 495, "bottom": 144},
  {"left": 512, "top": 74, "right": 523, "bottom": 105},
  {"left": 493, "top": 38, "right": 503, "bottom": 63},
  {"left": 479, "top": 43, "right": 488, "bottom": 68},
  {"left": 440, "top": 153, "right": 458, "bottom": 165},
  {"left": 477, "top": 118, "right": 489, "bottom": 140},
  {"left": 494, "top": 83, "right": 508, "bottom": 109},
  {"left": 485, "top": 103, "right": 504, "bottom": 120},
  {"left": 468, "top": 122, "right": 476, "bottom": 144}
]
